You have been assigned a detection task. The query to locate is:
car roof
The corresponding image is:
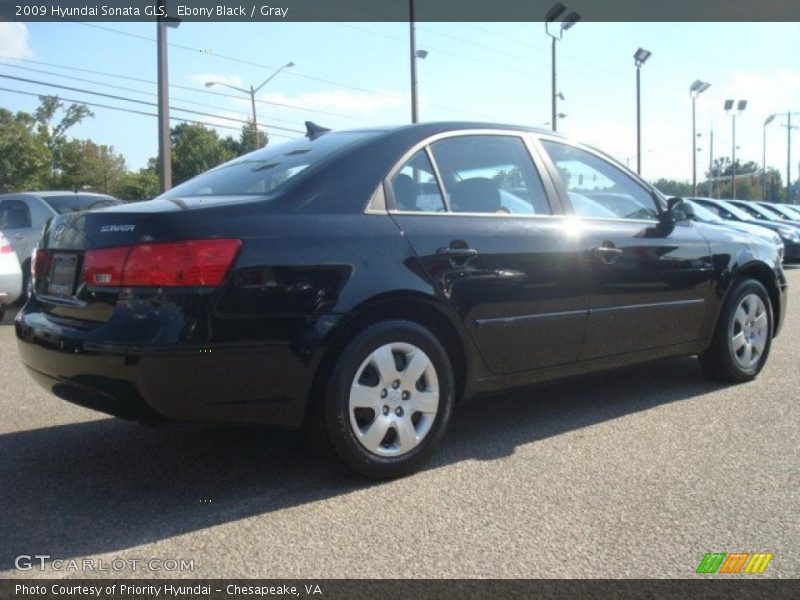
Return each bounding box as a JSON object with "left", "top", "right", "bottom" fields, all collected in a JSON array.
[{"left": 342, "top": 121, "right": 562, "bottom": 138}]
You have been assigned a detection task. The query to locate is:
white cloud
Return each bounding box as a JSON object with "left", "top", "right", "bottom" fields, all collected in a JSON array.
[{"left": 0, "top": 22, "right": 33, "bottom": 59}]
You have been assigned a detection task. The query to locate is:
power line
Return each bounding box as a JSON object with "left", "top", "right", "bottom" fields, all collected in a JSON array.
[
  {"left": 0, "top": 85, "right": 294, "bottom": 139},
  {"left": 0, "top": 62, "right": 252, "bottom": 121},
  {"left": 77, "top": 22, "right": 407, "bottom": 100},
  {"left": 74, "top": 21, "right": 497, "bottom": 119},
  {"left": 0, "top": 55, "right": 377, "bottom": 123},
  {"left": 0, "top": 72, "right": 305, "bottom": 133}
]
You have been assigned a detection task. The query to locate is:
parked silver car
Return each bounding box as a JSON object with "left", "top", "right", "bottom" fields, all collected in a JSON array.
[
  {"left": 0, "top": 192, "right": 123, "bottom": 293},
  {"left": 0, "top": 231, "right": 22, "bottom": 321}
]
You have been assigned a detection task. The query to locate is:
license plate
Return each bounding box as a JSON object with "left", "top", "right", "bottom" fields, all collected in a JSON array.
[{"left": 47, "top": 254, "right": 78, "bottom": 297}]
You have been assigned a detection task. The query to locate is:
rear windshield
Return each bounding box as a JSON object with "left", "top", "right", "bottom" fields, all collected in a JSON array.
[
  {"left": 43, "top": 195, "right": 122, "bottom": 214},
  {"left": 160, "top": 131, "right": 374, "bottom": 200}
]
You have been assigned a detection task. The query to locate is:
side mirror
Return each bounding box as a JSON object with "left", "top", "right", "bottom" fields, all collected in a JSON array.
[{"left": 661, "top": 197, "right": 694, "bottom": 225}]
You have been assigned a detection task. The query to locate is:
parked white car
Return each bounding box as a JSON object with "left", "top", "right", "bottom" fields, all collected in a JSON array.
[
  {"left": 0, "top": 231, "right": 23, "bottom": 321},
  {"left": 0, "top": 191, "right": 123, "bottom": 287}
]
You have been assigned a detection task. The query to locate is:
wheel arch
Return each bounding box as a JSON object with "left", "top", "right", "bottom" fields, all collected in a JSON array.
[
  {"left": 305, "top": 292, "right": 476, "bottom": 425},
  {"left": 729, "top": 260, "right": 781, "bottom": 337}
]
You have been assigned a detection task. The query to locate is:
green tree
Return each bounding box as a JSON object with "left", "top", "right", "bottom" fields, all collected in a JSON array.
[
  {"left": 0, "top": 108, "right": 50, "bottom": 192},
  {"left": 113, "top": 168, "right": 159, "bottom": 201},
  {"left": 652, "top": 179, "right": 693, "bottom": 197},
  {"left": 57, "top": 139, "right": 127, "bottom": 193},
  {"left": 170, "top": 123, "right": 235, "bottom": 185},
  {"left": 707, "top": 158, "right": 783, "bottom": 201},
  {"left": 239, "top": 120, "right": 267, "bottom": 154},
  {"left": 34, "top": 95, "right": 94, "bottom": 186}
]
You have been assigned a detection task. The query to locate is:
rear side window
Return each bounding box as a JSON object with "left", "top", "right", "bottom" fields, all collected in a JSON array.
[
  {"left": 160, "top": 132, "right": 372, "bottom": 200},
  {"left": 0, "top": 200, "right": 32, "bottom": 229},
  {"left": 42, "top": 195, "right": 121, "bottom": 214},
  {"left": 429, "top": 135, "right": 551, "bottom": 215},
  {"left": 390, "top": 150, "right": 446, "bottom": 212}
]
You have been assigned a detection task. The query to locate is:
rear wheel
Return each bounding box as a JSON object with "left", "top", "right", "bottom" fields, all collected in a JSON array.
[
  {"left": 323, "top": 320, "right": 455, "bottom": 478},
  {"left": 699, "top": 278, "right": 772, "bottom": 382}
]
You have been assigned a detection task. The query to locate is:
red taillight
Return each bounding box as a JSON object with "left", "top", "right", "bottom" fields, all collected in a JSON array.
[
  {"left": 0, "top": 234, "right": 12, "bottom": 254},
  {"left": 83, "top": 239, "right": 241, "bottom": 288},
  {"left": 32, "top": 247, "right": 48, "bottom": 281}
]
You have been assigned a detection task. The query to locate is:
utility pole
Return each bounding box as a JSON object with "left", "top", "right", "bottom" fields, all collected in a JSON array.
[
  {"left": 409, "top": 0, "right": 419, "bottom": 124},
  {"left": 156, "top": 1, "right": 179, "bottom": 193},
  {"left": 709, "top": 128, "right": 714, "bottom": 198}
]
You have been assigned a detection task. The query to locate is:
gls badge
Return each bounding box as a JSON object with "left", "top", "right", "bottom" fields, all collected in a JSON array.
[{"left": 100, "top": 225, "right": 135, "bottom": 233}]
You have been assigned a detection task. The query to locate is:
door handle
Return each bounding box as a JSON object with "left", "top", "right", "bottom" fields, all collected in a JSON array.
[
  {"left": 436, "top": 246, "right": 478, "bottom": 258},
  {"left": 14, "top": 233, "right": 23, "bottom": 240},
  {"left": 590, "top": 244, "right": 623, "bottom": 263}
]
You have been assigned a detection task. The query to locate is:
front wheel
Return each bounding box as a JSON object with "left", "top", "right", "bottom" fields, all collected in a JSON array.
[
  {"left": 699, "top": 278, "right": 773, "bottom": 382},
  {"left": 324, "top": 320, "right": 455, "bottom": 479}
]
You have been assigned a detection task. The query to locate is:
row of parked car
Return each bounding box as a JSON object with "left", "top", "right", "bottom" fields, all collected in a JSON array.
[
  {"left": 0, "top": 191, "right": 123, "bottom": 321},
  {"left": 684, "top": 197, "right": 800, "bottom": 263}
]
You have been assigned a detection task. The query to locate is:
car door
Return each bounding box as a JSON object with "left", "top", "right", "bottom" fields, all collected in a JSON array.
[
  {"left": 536, "top": 138, "right": 714, "bottom": 360},
  {"left": 385, "top": 132, "right": 588, "bottom": 375},
  {"left": 0, "top": 198, "right": 38, "bottom": 264}
]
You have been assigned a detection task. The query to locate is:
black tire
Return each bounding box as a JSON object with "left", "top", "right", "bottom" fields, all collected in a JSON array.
[
  {"left": 322, "top": 319, "right": 455, "bottom": 479},
  {"left": 16, "top": 259, "right": 30, "bottom": 305},
  {"left": 699, "top": 278, "right": 773, "bottom": 383}
]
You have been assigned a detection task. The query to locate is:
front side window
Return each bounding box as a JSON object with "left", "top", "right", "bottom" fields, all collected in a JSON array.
[
  {"left": 541, "top": 140, "right": 659, "bottom": 221},
  {"left": 389, "top": 150, "right": 446, "bottom": 212},
  {"left": 429, "top": 135, "right": 551, "bottom": 215},
  {"left": 0, "top": 200, "right": 32, "bottom": 229}
]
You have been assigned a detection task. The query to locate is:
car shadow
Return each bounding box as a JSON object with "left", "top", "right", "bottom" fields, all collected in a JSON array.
[
  {"left": 0, "top": 356, "right": 724, "bottom": 570},
  {"left": 0, "top": 306, "right": 16, "bottom": 326}
]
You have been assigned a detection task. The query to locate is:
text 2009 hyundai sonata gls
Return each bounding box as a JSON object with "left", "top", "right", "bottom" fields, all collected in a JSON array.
[{"left": 16, "top": 122, "right": 787, "bottom": 478}]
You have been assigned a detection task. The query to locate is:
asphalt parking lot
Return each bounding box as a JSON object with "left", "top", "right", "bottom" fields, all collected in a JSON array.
[{"left": 1, "top": 269, "right": 798, "bottom": 579}]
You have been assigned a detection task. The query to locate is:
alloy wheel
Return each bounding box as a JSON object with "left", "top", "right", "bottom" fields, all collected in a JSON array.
[{"left": 730, "top": 293, "right": 768, "bottom": 370}]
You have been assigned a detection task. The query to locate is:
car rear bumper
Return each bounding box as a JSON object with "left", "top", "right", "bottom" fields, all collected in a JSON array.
[
  {"left": 0, "top": 264, "right": 22, "bottom": 305},
  {"left": 15, "top": 306, "right": 335, "bottom": 427},
  {"left": 783, "top": 241, "right": 800, "bottom": 262}
]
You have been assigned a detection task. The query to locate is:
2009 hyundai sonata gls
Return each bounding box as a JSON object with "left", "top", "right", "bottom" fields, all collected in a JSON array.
[{"left": 16, "top": 122, "right": 787, "bottom": 478}]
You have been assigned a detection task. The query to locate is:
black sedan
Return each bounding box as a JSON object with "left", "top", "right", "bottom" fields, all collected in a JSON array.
[{"left": 16, "top": 123, "right": 787, "bottom": 478}]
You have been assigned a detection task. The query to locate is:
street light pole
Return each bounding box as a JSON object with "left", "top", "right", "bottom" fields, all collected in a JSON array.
[
  {"left": 205, "top": 62, "right": 294, "bottom": 148},
  {"left": 545, "top": 3, "right": 580, "bottom": 134},
  {"left": 763, "top": 114, "right": 775, "bottom": 201},
  {"left": 724, "top": 99, "right": 747, "bottom": 199},
  {"left": 633, "top": 48, "right": 652, "bottom": 176},
  {"left": 689, "top": 80, "right": 710, "bottom": 196}
]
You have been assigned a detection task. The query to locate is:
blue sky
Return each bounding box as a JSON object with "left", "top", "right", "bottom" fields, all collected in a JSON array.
[{"left": 1, "top": 20, "right": 798, "bottom": 182}]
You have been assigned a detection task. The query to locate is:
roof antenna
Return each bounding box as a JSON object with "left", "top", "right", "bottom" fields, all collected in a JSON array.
[{"left": 305, "top": 121, "right": 331, "bottom": 140}]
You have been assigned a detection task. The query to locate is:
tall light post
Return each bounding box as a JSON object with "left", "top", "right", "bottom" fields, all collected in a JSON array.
[
  {"left": 633, "top": 48, "right": 651, "bottom": 175},
  {"left": 689, "top": 80, "right": 710, "bottom": 196},
  {"left": 763, "top": 114, "right": 775, "bottom": 201},
  {"left": 205, "top": 62, "right": 294, "bottom": 146},
  {"left": 409, "top": 0, "right": 420, "bottom": 123},
  {"left": 545, "top": 3, "right": 581, "bottom": 133},
  {"left": 156, "top": 0, "right": 180, "bottom": 193},
  {"left": 724, "top": 99, "right": 747, "bottom": 199}
]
